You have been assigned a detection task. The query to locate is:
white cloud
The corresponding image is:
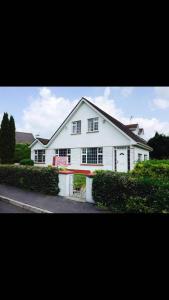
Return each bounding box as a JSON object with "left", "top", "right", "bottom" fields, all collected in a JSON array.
[
  {"left": 111, "top": 87, "right": 134, "bottom": 97},
  {"left": 153, "top": 98, "right": 169, "bottom": 110},
  {"left": 153, "top": 87, "right": 169, "bottom": 110},
  {"left": 18, "top": 87, "right": 169, "bottom": 140},
  {"left": 104, "top": 87, "right": 111, "bottom": 98},
  {"left": 120, "top": 87, "right": 134, "bottom": 97},
  {"left": 19, "top": 88, "right": 78, "bottom": 138},
  {"left": 154, "top": 87, "right": 169, "bottom": 98}
]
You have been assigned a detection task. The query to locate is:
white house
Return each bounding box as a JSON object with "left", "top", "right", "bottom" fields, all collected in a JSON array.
[{"left": 30, "top": 97, "right": 153, "bottom": 173}]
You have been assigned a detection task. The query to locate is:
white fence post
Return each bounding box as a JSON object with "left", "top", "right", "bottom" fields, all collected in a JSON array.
[
  {"left": 86, "top": 176, "right": 95, "bottom": 203},
  {"left": 58, "top": 172, "right": 73, "bottom": 197}
]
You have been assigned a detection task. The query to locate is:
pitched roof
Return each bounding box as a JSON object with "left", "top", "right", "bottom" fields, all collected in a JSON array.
[
  {"left": 40, "top": 97, "right": 152, "bottom": 150},
  {"left": 37, "top": 138, "right": 49, "bottom": 145},
  {"left": 84, "top": 98, "right": 149, "bottom": 146},
  {"left": 16, "top": 132, "right": 35, "bottom": 144}
]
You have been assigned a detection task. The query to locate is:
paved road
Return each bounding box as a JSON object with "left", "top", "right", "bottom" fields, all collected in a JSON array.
[
  {"left": 0, "top": 201, "right": 31, "bottom": 213},
  {"left": 0, "top": 184, "right": 110, "bottom": 213}
]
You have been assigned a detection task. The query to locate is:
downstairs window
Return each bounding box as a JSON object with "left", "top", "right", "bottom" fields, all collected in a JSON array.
[
  {"left": 81, "top": 147, "right": 103, "bottom": 164},
  {"left": 35, "top": 150, "right": 45, "bottom": 163},
  {"left": 55, "top": 149, "right": 71, "bottom": 164}
]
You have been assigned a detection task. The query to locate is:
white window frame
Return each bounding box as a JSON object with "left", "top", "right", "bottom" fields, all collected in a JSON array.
[
  {"left": 144, "top": 154, "right": 148, "bottom": 161},
  {"left": 35, "top": 150, "right": 45, "bottom": 163},
  {"left": 81, "top": 147, "right": 103, "bottom": 165},
  {"left": 72, "top": 121, "right": 81, "bottom": 134},
  {"left": 55, "top": 148, "right": 71, "bottom": 164},
  {"left": 88, "top": 117, "right": 99, "bottom": 132}
]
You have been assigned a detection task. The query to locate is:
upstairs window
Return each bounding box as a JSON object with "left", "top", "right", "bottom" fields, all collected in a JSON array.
[
  {"left": 72, "top": 121, "right": 81, "bottom": 134},
  {"left": 88, "top": 117, "right": 99, "bottom": 132},
  {"left": 35, "top": 150, "right": 45, "bottom": 163}
]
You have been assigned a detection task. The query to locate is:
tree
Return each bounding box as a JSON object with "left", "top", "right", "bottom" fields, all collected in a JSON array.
[
  {"left": 0, "top": 113, "right": 10, "bottom": 164},
  {"left": 14, "top": 143, "right": 31, "bottom": 163},
  {"left": 148, "top": 132, "right": 169, "bottom": 159},
  {"left": 9, "top": 115, "right": 16, "bottom": 163}
]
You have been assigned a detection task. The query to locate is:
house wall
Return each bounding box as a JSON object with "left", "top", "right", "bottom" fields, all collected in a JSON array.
[
  {"left": 30, "top": 102, "right": 150, "bottom": 172},
  {"left": 133, "top": 146, "right": 149, "bottom": 166},
  {"left": 49, "top": 102, "right": 131, "bottom": 149},
  {"left": 44, "top": 102, "right": 132, "bottom": 171}
]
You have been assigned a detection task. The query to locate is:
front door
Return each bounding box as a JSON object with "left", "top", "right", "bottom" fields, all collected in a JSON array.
[{"left": 116, "top": 148, "right": 127, "bottom": 172}]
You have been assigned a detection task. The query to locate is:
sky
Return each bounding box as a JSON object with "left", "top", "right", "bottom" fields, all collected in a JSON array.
[{"left": 0, "top": 86, "right": 169, "bottom": 140}]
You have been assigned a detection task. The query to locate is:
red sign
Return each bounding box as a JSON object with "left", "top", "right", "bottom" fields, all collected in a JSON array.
[{"left": 53, "top": 156, "right": 68, "bottom": 167}]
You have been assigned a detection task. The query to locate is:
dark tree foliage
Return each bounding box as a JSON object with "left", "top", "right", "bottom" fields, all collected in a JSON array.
[
  {"left": 0, "top": 113, "right": 16, "bottom": 164},
  {"left": 9, "top": 115, "right": 16, "bottom": 163},
  {"left": 148, "top": 132, "right": 169, "bottom": 159},
  {"left": 0, "top": 113, "right": 11, "bottom": 164}
]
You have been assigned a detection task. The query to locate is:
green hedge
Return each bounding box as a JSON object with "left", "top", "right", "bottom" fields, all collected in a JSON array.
[
  {"left": 92, "top": 170, "right": 169, "bottom": 213},
  {"left": 131, "top": 160, "right": 169, "bottom": 179},
  {"left": 0, "top": 165, "right": 59, "bottom": 195},
  {"left": 20, "top": 159, "right": 34, "bottom": 166}
]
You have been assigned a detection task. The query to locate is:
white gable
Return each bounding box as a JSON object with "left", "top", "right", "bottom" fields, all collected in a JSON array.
[
  {"left": 30, "top": 140, "right": 45, "bottom": 151},
  {"left": 48, "top": 101, "right": 131, "bottom": 149}
]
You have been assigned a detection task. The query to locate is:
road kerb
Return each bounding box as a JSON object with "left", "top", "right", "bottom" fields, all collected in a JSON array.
[{"left": 0, "top": 195, "right": 53, "bottom": 213}]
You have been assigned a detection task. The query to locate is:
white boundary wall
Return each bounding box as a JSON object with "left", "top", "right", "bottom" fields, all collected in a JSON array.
[{"left": 58, "top": 173, "right": 94, "bottom": 203}]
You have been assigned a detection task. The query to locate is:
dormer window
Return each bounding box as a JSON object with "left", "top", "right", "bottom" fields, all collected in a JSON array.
[
  {"left": 72, "top": 121, "right": 81, "bottom": 134},
  {"left": 88, "top": 117, "right": 99, "bottom": 132}
]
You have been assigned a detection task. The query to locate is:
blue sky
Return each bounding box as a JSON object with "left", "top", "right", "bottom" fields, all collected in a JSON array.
[{"left": 0, "top": 86, "right": 169, "bottom": 139}]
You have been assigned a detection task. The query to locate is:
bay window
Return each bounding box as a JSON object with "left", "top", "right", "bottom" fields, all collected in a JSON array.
[{"left": 81, "top": 147, "right": 103, "bottom": 164}]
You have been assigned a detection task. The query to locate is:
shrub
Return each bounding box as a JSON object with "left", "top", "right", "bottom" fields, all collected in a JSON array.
[
  {"left": 92, "top": 170, "right": 169, "bottom": 213},
  {"left": 14, "top": 144, "right": 31, "bottom": 163},
  {"left": 0, "top": 165, "right": 59, "bottom": 195},
  {"left": 20, "top": 159, "right": 34, "bottom": 166},
  {"left": 92, "top": 171, "right": 131, "bottom": 210},
  {"left": 125, "top": 196, "right": 154, "bottom": 213},
  {"left": 131, "top": 160, "right": 169, "bottom": 179}
]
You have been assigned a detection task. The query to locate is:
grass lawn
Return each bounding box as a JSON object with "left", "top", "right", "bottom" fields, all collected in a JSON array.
[{"left": 73, "top": 174, "right": 86, "bottom": 190}]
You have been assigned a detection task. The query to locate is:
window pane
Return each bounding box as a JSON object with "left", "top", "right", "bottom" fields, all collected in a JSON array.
[
  {"left": 98, "top": 147, "right": 103, "bottom": 153},
  {"left": 87, "top": 148, "right": 97, "bottom": 164},
  {"left": 77, "top": 121, "right": 81, "bottom": 133},
  {"left": 94, "top": 118, "right": 98, "bottom": 131},
  {"left": 98, "top": 155, "right": 103, "bottom": 164},
  {"left": 82, "top": 155, "right": 86, "bottom": 163},
  {"left": 94, "top": 122, "right": 98, "bottom": 131},
  {"left": 88, "top": 119, "right": 93, "bottom": 131},
  {"left": 82, "top": 148, "right": 86, "bottom": 154},
  {"left": 55, "top": 149, "right": 58, "bottom": 154},
  {"left": 59, "top": 149, "right": 67, "bottom": 156},
  {"left": 72, "top": 122, "right": 77, "bottom": 133}
]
